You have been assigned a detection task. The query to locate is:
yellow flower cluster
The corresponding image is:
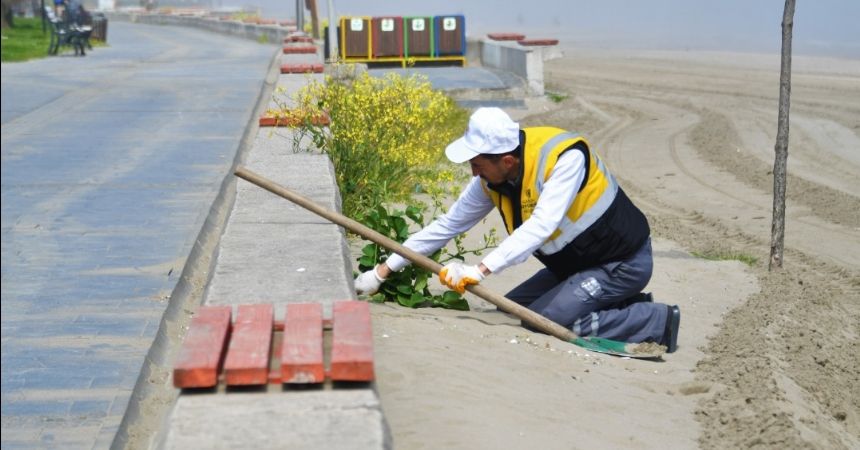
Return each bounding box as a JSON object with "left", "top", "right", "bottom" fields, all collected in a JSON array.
[{"left": 281, "top": 68, "right": 467, "bottom": 216}]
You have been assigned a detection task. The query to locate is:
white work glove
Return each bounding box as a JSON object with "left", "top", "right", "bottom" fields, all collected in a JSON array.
[
  {"left": 439, "top": 262, "right": 485, "bottom": 294},
  {"left": 354, "top": 266, "right": 386, "bottom": 295}
]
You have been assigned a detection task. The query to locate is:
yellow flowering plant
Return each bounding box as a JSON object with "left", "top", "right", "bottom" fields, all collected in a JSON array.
[
  {"left": 271, "top": 67, "right": 499, "bottom": 309},
  {"left": 285, "top": 68, "right": 467, "bottom": 217}
]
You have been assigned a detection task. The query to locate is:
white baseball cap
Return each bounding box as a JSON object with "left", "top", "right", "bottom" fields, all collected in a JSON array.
[{"left": 445, "top": 107, "right": 520, "bottom": 163}]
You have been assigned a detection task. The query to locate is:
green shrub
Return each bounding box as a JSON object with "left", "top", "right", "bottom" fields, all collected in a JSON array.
[{"left": 356, "top": 203, "right": 497, "bottom": 310}]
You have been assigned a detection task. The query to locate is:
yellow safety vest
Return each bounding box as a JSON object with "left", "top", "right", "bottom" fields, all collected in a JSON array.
[{"left": 482, "top": 126, "right": 619, "bottom": 255}]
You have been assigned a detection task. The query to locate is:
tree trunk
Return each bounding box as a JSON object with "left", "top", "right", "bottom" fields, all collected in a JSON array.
[
  {"left": 1, "top": 0, "right": 12, "bottom": 29},
  {"left": 306, "top": 0, "right": 319, "bottom": 39},
  {"left": 769, "top": 0, "right": 796, "bottom": 271},
  {"left": 295, "top": 0, "right": 304, "bottom": 33}
]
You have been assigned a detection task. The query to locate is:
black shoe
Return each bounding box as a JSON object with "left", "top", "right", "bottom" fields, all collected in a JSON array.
[
  {"left": 620, "top": 292, "right": 653, "bottom": 308},
  {"left": 662, "top": 305, "right": 680, "bottom": 353}
]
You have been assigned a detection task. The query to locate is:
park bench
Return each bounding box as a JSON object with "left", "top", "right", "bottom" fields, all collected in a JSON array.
[
  {"left": 44, "top": 6, "right": 92, "bottom": 56},
  {"left": 173, "top": 301, "right": 375, "bottom": 388}
]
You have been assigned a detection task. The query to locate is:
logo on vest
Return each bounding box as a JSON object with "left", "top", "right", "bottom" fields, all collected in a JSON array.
[
  {"left": 521, "top": 187, "right": 536, "bottom": 217},
  {"left": 521, "top": 199, "right": 536, "bottom": 217}
]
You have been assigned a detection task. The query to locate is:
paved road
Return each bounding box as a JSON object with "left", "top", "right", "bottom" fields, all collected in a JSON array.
[{"left": 1, "top": 22, "right": 275, "bottom": 448}]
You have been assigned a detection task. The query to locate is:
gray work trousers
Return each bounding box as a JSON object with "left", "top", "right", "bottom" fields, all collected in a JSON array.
[{"left": 506, "top": 239, "right": 667, "bottom": 343}]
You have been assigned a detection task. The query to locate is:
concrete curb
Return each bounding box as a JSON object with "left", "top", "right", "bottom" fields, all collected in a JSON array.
[{"left": 111, "top": 37, "right": 288, "bottom": 450}]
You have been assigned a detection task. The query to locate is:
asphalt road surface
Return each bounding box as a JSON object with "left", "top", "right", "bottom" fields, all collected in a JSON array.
[{"left": 1, "top": 21, "right": 275, "bottom": 448}]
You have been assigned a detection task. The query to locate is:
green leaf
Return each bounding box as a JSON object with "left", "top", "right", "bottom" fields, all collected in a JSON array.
[
  {"left": 405, "top": 205, "right": 424, "bottom": 225},
  {"left": 413, "top": 273, "right": 428, "bottom": 292},
  {"left": 375, "top": 204, "right": 388, "bottom": 220},
  {"left": 379, "top": 283, "right": 397, "bottom": 297},
  {"left": 361, "top": 211, "right": 380, "bottom": 230},
  {"left": 361, "top": 244, "right": 378, "bottom": 257},
  {"left": 396, "top": 293, "right": 417, "bottom": 308},
  {"left": 396, "top": 284, "right": 413, "bottom": 295},
  {"left": 442, "top": 290, "right": 463, "bottom": 302},
  {"left": 392, "top": 216, "right": 409, "bottom": 240},
  {"left": 409, "top": 292, "right": 426, "bottom": 307},
  {"left": 395, "top": 292, "right": 422, "bottom": 308},
  {"left": 437, "top": 291, "right": 470, "bottom": 311}
]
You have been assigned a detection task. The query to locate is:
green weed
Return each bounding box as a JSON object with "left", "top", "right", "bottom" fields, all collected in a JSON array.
[
  {"left": 357, "top": 202, "right": 497, "bottom": 310},
  {"left": 691, "top": 249, "right": 758, "bottom": 267},
  {"left": 546, "top": 91, "right": 568, "bottom": 103}
]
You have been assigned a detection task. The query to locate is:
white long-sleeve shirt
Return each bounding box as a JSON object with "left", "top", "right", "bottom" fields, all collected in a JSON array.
[{"left": 385, "top": 150, "right": 586, "bottom": 274}]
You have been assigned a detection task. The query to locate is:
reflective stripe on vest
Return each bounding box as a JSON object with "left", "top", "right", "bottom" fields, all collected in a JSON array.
[{"left": 538, "top": 144, "right": 619, "bottom": 254}]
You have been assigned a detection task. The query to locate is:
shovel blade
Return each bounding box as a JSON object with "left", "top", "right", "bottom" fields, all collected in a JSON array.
[{"left": 571, "top": 336, "right": 665, "bottom": 359}]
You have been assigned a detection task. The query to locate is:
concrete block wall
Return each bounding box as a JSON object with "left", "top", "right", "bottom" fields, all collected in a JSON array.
[
  {"left": 468, "top": 38, "right": 564, "bottom": 96},
  {"left": 478, "top": 39, "right": 544, "bottom": 95},
  {"left": 106, "top": 12, "right": 296, "bottom": 45}
]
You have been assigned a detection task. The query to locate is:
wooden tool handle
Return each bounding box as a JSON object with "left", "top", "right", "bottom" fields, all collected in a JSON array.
[{"left": 234, "top": 166, "right": 579, "bottom": 342}]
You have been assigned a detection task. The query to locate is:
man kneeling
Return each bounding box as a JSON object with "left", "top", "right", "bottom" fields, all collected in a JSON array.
[{"left": 355, "top": 107, "right": 680, "bottom": 352}]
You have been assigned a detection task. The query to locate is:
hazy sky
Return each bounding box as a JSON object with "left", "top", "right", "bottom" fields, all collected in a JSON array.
[{"left": 221, "top": 0, "right": 860, "bottom": 58}]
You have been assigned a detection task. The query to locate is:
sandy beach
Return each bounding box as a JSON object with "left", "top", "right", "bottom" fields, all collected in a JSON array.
[{"left": 361, "top": 49, "right": 860, "bottom": 449}]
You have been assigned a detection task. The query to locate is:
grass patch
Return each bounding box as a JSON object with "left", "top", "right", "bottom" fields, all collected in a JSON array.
[
  {"left": 1, "top": 18, "right": 52, "bottom": 62},
  {"left": 691, "top": 249, "right": 758, "bottom": 267},
  {"left": 546, "top": 91, "right": 569, "bottom": 103}
]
